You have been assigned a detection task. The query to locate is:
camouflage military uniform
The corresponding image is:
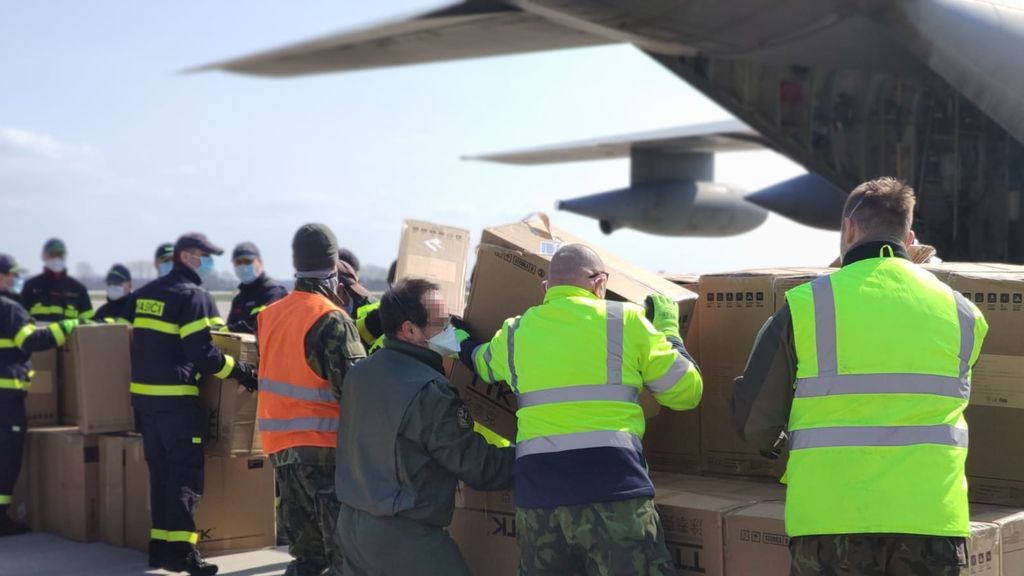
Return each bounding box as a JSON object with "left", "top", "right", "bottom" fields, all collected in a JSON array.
[
  {"left": 267, "top": 279, "right": 366, "bottom": 576},
  {"left": 789, "top": 535, "right": 968, "bottom": 576},
  {"left": 516, "top": 497, "right": 674, "bottom": 576}
]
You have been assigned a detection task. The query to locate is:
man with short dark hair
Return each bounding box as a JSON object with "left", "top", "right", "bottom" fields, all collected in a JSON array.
[
  {"left": 94, "top": 264, "right": 134, "bottom": 323},
  {"left": 129, "top": 232, "right": 259, "bottom": 576},
  {"left": 335, "top": 278, "right": 514, "bottom": 576},
  {"left": 21, "top": 238, "right": 92, "bottom": 321},
  {"left": 227, "top": 242, "right": 287, "bottom": 334},
  {"left": 732, "top": 177, "right": 987, "bottom": 575}
]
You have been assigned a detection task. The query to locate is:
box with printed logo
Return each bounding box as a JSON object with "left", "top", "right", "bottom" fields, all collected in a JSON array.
[{"left": 396, "top": 219, "right": 471, "bottom": 317}]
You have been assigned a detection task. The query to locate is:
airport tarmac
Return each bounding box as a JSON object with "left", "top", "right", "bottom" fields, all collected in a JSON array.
[{"left": 0, "top": 532, "right": 290, "bottom": 576}]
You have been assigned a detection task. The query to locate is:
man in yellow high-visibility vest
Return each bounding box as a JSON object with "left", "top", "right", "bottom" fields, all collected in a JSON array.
[{"left": 732, "top": 177, "right": 988, "bottom": 576}]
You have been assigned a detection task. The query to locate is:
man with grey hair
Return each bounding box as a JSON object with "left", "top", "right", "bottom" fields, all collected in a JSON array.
[{"left": 457, "top": 243, "right": 702, "bottom": 575}]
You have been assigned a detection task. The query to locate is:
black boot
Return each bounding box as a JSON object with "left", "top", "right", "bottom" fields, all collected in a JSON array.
[
  {"left": 0, "top": 514, "right": 28, "bottom": 537},
  {"left": 148, "top": 539, "right": 164, "bottom": 568},
  {"left": 163, "top": 546, "right": 218, "bottom": 576}
]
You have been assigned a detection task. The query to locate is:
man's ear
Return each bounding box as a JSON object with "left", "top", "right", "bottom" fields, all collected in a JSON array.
[{"left": 905, "top": 229, "right": 916, "bottom": 247}]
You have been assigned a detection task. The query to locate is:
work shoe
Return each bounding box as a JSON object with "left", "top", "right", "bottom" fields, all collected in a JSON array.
[
  {"left": 163, "top": 549, "right": 219, "bottom": 576},
  {"left": 0, "top": 515, "right": 28, "bottom": 537}
]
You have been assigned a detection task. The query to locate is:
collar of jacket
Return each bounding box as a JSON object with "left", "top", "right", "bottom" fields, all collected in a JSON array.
[
  {"left": 43, "top": 269, "right": 67, "bottom": 281},
  {"left": 842, "top": 240, "right": 910, "bottom": 267},
  {"left": 382, "top": 337, "right": 445, "bottom": 374},
  {"left": 543, "top": 284, "right": 598, "bottom": 304},
  {"left": 294, "top": 278, "right": 348, "bottom": 311},
  {"left": 171, "top": 263, "right": 202, "bottom": 285}
]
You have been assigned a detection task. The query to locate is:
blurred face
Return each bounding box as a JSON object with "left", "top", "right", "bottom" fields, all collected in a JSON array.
[
  {"left": 398, "top": 290, "right": 449, "bottom": 348},
  {"left": 232, "top": 256, "right": 263, "bottom": 276},
  {"left": 180, "top": 248, "right": 206, "bottom": 270},
  {"left": 0, "top": 271, "right": 16, "bottom": 292}
]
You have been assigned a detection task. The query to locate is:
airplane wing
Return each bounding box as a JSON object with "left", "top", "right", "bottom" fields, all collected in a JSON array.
[
  {"left": 463, "top": 119, "right": 770, "bottom": 166},
  {"left": 188, "top": 1, "right": 612, "bottom": 77}
]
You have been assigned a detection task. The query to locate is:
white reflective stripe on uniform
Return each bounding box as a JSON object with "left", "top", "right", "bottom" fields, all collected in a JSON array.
[
  {"left": 953, "top": 292, "right": 977, "bottom": 381},
  {"left": 790, "top": 424, "right": 968, "bottom": 450},
  {"left": 516, "top": 429, "right": 642, "bottom": 458},
  {"left": 605, "top": 301, "right": 624, "bottom": 386},
  {"left": 794, "top": 374, "right": 969, "bottom": 400},
  {"left": 644, "top": 354, "right": 692, "bottom": 394},
  {"left": 811, "top": 276, "right": 837, "bottom": 376},
  {"left": 259, "top": 379, "right": 335, "bottom": 403},
  {"left": 477, "top": 343, "right": 496, "bottom": 384},
  {"left": 506, "top": 317, "right": 521, "bottom": 392},
  {"left": 258, "top": 417, "right": 338, "bottom": 432},
  {"left": 517, "top": 384, "right": 639, "bottom": 408}
]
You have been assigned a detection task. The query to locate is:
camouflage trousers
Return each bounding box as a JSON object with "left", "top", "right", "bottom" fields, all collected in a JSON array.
[
  {"left": 517, "top": 497, "right": 674, "bottom": 576},
  {"left": 790, "top": 535, "right": 969, "bottom": 576},
  {"left": 274, "top": 460, "right": 342, "bottom": 576}
]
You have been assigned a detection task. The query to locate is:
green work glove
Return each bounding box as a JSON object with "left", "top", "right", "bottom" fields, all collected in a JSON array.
[
  {"left": 644, "top": 294, "right": 680, "bottom": 337},
  {"left": 57, "top": 319, "right": 79, "bottom": 335}
]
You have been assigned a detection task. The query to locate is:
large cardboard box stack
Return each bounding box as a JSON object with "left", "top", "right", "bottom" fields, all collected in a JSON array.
[
  {"left": 450, "top": 213, "right": 698, "bottom": 446},
  {"left": 28, "top": 426, "right": 100, "bottom": 542},
  {"left": 27, "top": 348, "right": 58, "bottom": 426},
  {"left": 60, "top": 324, "right": 133, "bottom": 434},
  {"left": 201, "top": 332, "right": 261, "bottom": 457},
  {"left": 195, "top": 455, "right": 276, "bottom": 554},
  {"left": 925, "top": 264, "right": 1024, "bottom": 506},
  {"left": 697, "top": 268, "right": 829, "bottom": 477},
  {"left": 450, "top": 506, "right": 519, "bottom": 576},
  {"left": 395, "top": 219, "right": 471, "bottom": 316},
  {"left": 124, "top": 434, "right": 151, "bottom": 552}
]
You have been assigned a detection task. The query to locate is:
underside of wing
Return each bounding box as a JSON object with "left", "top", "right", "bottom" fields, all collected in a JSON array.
[{"left": 189, "top": 1, "right": 612, "bottom": 77}]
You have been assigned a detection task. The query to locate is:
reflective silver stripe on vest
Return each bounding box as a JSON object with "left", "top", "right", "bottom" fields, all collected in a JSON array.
[
  {"left": 954, "top": 293, "right": 976, "bottom": 381},
  {"left": 506, "top": 317, "right": 521, "bottom": 392},
  {"left": 605, "top": 302, "right": 624, "bottom": 386},
  {"left": 811, "top": 276, "right": 837, "bottom": 376},
  {"left": 644, "top": 355, "right": 691, "bottom": 394},
  {"left": 259, "top": 379, "right": 335, "bottom": 403},
  {"left": 794, "top": 373, "right": 969, "bottom": 400},
  {"left": 517, "top": 384, "right": 639, "bottom": 409},
  {"left": 516, "top": 429, "right": 642, "bottom": 458},
  {"left": 790, "top": 424, "right": 967, "bottom": 450},
  {"left": 479, "top": 344, "right": 497, "bottom": 383},
  {"left": 257, "top": 417, "right": 338, "bottom": 432}
]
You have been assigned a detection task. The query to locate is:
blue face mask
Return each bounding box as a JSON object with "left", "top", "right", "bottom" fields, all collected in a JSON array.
[
  {"left": 11, "top": 277, "right": 24, "bottom": 295},
  {"left": 157, "top": 261, "right": 173, "bottom": 278},
  {"left": 197, "top": 255, "right": 215, "bottom": 275},
  {"left": 235, "top": 264, "right": 258, "bottom": 284}
]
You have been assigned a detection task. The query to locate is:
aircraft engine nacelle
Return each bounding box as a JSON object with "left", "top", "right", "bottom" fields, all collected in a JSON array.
[{"left": 557, "top": 181, "right": 768, "bottom": 237}]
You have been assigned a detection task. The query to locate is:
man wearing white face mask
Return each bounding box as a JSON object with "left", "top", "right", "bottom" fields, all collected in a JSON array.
[
  {"left": 21, "top": 238, "right": 93, "bottom": 322},
  {"left": 334, "top": 278, "right": 514, "bottom": 576},
  {"left": 226, "top": 242, "right": 287, "bottom": 334},
  {"left": 94, "top": 264, "right": 134, "bottom": 324}
]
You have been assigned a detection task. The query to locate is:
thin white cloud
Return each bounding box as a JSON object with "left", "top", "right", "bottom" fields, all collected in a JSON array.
[{"left": 0, "top": 127, "right": 94, "bottom": 159}]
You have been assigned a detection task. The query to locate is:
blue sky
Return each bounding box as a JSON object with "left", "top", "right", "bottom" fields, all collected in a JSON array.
[{"left": 1, "top": 1, "right": 839, "bottom": 281}]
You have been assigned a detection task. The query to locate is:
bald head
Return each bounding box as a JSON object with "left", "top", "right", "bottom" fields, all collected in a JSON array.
[{"left": 548, "top": 244, "right": 608, "bottom": 296}]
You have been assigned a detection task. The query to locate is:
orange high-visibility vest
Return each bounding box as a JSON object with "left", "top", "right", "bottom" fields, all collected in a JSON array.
[{"left": 257, "top": 291, "right": 341, "bottom": 454}]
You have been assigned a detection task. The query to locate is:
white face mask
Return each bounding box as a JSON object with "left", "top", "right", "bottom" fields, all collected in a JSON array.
[
  {"left": 106, "top": 284, "right": 127, "bottom": 301},
  {"left": 45, "top": 258, "right": 66, "bottom": 273},
  {"left": 426, "top": 324, "right": 460, "bottom": 357}
]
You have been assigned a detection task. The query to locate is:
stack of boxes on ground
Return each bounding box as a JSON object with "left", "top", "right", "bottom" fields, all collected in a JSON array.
[
  {"left": 445, "top": 214, "right": 1024, "bottom": 576},
  {"left": 9, "top": 322, "right": 275, "bottom": 555}
]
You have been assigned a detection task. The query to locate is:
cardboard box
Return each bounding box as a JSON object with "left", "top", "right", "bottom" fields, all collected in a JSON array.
[
  {"left": 450, "top": 507, "right": 519, "bottom": 576},
  {"left": 722, "top": 501, "right": 1010, "bottom": 576},
  {"left": 60, "top": 324, "right": 133, "bottom": 434},
  {"left": 98, "top": 434, "right": 128, "bottom": 547},
  {"left": 656, "top": 490, "right": 758, "bottom": 576},
  {"left": 972, "top": 505, "right": 1024, "bottom": 576},
  {"left": 456, "top": 483, "right": 514, "bottom": 515},
  {"left": 8, "top": 431, "right": 36, "bottom": 527},
  {"left": 124, "top": 434, "right": 150, "bottom": 552},
  {"left": 451, "top": 214, "right": 699, "bottom": 444},
  {"left": 395, "top": 219, "right": 471, "bottom": 317},
  {"left": 697, "top": 268, "right": 829, "bottom": 477},
  {"left": 27, "top": 348, "right": 58, "bottom": 426},
  {"left": 929, "top": 266, "right": 1024, "bottom": 505},
  {"left": 32, "top": 427, "right": 100, "bottom": 542},
  {"left": 201, "top": 332, "right": 261, "bottom": 457},
  {"left": 195, "top": 455, "right": 276, "bottom": 554}
]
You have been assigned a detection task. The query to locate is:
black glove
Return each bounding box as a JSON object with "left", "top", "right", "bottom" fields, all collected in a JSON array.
[
  {"left": 233, "top": 361, "right": 259, "bottom": 393},
  {"left": 449, "top": 316, "right": 480, "bottom": 370}
]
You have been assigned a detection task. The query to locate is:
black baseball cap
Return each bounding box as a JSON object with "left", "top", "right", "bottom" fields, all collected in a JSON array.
[
  {"left": 0, "top": 254, "right": 21, "bottom": 275},
  {"left": 155, "top": 243, "right": 174, "bottom": 261},
  {"left": 232, "top": 242, "right": 261, "bottom": 261},
  {"left": 106, "top": 264, "right": 132, "bottom": 284},
  {"left": 43, "top": 238, "right": 66, "bottom": 255},
  {"left": 175, "top": 233, "right": 224, "bottom": 256}
]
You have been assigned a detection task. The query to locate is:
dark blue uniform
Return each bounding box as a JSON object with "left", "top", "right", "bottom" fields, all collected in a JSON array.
[
  {"left": 127, "top": 264, "right": 240, "bottom": 554},
  {"left": 21, "top": 271, "right": 93, "bottom": 321},
  {"left": 0, "top": 295, "right": 64, "bottom": 512},
  {"left": 226, "top": 274, "right": 287, "bottom": 334},
  {"left": 94, "top": 294, "right": 135, "bottom": 324}
]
